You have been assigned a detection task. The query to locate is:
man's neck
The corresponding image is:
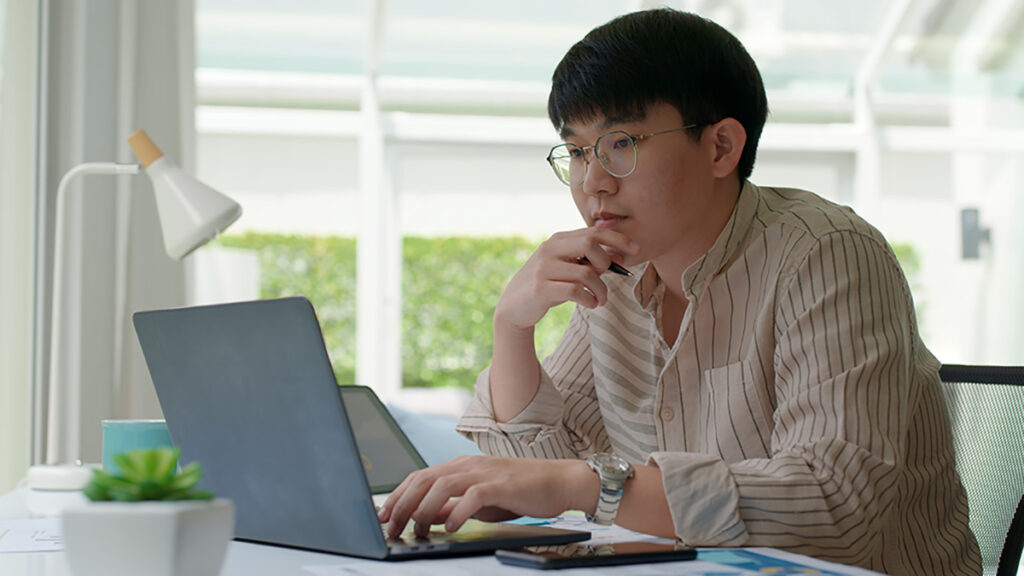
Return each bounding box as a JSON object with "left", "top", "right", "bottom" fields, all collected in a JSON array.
[{"left": 652, "top": 177, "right": 743, "bottom": 300}]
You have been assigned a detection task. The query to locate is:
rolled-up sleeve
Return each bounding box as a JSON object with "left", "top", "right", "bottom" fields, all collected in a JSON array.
[
  {"left": 649, "top": 452, "right": 745, "bottom": 545},
  {"left": 456, "top": 307, "right": 609, "bottom": 459}
]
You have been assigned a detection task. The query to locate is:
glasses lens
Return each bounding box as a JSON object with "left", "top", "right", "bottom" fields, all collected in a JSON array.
[
  {"left": 595, "top": 131, "right": 636, "bottom": 177},
  {"left": 548, "top": 144, "right": 583, "bottom": 186}
]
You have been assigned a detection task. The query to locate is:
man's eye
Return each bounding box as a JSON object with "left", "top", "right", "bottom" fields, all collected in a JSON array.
[
  {"left": 568, "top": 147, "right": 585, "bottom": 159},
  {"left": 611, "top": 136, "right": 632, "bottom": 150}
]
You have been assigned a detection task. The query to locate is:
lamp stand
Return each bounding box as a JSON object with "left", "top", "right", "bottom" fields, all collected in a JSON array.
[{"left": 45, "top": 163, "right": 139, "bottom": 464}]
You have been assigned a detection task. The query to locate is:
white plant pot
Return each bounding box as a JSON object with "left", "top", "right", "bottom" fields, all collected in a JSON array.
[{"left": 62, "top": 499, "right": 234, "bottom": 576}]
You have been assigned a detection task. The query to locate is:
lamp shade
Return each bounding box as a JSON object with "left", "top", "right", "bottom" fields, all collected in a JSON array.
[{"left": 128, "top": 130, "right": 242, "bottom": 260}]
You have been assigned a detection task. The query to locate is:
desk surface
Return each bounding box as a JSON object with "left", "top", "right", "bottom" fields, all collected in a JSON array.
[
  {"left": 1, "top": 486, "right": 884, "bottom": 576},
  {"left": 0, "top": 542, "right": 892, "bottom": 576}
]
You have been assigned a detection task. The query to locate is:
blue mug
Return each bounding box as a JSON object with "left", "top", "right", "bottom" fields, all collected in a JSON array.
[{"left": 101, "top": 419, "right": 174, "bottom": 474}]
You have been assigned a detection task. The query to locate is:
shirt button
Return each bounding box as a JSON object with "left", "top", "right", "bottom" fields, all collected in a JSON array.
[{"left": 661, "top": 407, "right": 675, "bottom": 421}]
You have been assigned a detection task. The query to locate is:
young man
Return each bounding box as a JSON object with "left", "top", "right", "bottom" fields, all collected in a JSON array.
[{"left": 379, "top": 9, "right": 981, "bottom": 575}]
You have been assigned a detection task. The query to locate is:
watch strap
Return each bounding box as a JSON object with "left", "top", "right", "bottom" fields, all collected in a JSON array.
[{"left": 587, "top": 479, "right": 626, "bottom": 525}]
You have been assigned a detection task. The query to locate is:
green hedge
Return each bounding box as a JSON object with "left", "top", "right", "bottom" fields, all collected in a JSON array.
[
  {"left": 217, "top": 233, "right": 571, "bottom": 389},
  {"left": 217, "top": 233, "right": 922, "bottom": 390}
]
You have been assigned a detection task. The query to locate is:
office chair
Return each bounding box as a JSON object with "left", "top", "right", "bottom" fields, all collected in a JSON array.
[{"left": 939, "top": 364, "right": 1024, "bottom": 576}]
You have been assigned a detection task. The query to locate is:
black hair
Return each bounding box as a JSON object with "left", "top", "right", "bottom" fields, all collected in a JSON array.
[{"left": 548, "top": 8, "right": 768, "bottom": 180}]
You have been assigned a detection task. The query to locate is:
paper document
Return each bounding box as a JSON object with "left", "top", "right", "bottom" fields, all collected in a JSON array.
[
  {"left": 700, "top": 548, "right": 885, "bottom": 576},
  {"left": 0, "top": 518, "right": 63, "bottom": 553},
  {"left": 556, "top": 512, "right": 676, "bottom": 544}
]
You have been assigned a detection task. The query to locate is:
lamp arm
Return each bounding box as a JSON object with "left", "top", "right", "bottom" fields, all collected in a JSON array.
[{"left": 44, "top": 162, "right": 139, "bottom": 464}]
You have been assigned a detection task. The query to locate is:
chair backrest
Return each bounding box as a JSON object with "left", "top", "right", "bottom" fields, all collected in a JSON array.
[{"left": 939, "top": 364, "right": 1024, "bottom": 576}]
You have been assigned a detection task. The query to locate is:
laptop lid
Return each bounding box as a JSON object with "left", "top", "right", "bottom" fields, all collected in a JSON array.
[{"left": 133, "top": 296, "right": 589, "bottom": 560}]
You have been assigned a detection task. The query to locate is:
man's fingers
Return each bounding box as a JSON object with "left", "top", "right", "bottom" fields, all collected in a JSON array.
[
  {"left": 410, "top": 473, "right": 474, "bottom": 537},
  {"left": 386, "top": 470, "right": 443, "bottom": 538},
  {"left": 444, "top": 483, "right": 501, "bottom": 533},
  {"left": 384, "top": 456, "right": 489, "bottom": 537},
  {"left": 378, "top": 479, "right": 410, "bottom": 522},
  {"left": 546, "top": 262, "right": 608, "bottom": 307}
]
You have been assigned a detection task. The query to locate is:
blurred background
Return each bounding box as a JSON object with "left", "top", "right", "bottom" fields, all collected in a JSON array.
[
  {"left": 191, "top": 0, "right": 1024, "bottom": 393},
  {"left": 2, "top": 0, "right": 1022, "bottom": 491}
]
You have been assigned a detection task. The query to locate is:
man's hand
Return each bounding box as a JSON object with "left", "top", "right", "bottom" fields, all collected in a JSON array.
[
  {"left": 376, "top": 455, "right": 597, "bottom": 539},
  {"left": 495, "top": 227, "right": 639, "bottom": 332}
]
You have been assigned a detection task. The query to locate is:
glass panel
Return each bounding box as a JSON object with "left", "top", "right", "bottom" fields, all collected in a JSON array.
[
  {"left": 662, "top": 0, "right": 891, "bottom": 98},
  {"left": 196, "top": 0, "right": 366, "bottom": 75},
  {"left": 877, "top": 0, "right": 1024, "bottom": 102},
  {"left": 380, "top": 0, "right": 634, "bottom": 82},
  {"left": 193, "top": 0, "right": 1024, "bottom": 403},
  {"left": 194, "top": 0, "right": 364, "bottom": 384},
  {"left": 396, "top": 140, "right": 579, "bottom": 391}
]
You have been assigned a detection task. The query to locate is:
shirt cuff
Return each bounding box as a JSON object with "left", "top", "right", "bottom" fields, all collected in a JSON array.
[
  {"left": 456, "top": 366, "right": 565, "bottom": 436},
  {"left": 649, "top": 451, "right": 748, "bottom": 546}
]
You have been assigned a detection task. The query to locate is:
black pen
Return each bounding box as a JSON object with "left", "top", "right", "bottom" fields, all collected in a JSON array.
[
  {"left": 607, "top": 262, "right": 634, "bottom": 277},
  {"left": 577, "top": 256, "right": 633, "bottom": 278}
]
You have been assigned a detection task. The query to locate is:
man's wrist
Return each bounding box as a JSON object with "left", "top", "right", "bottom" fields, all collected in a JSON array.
[
  {"left": 493, "top": 305, "right": 536, "bottom": 339},
  {"left": 569, "top": 459, "right": 601, "bottom": 515}
]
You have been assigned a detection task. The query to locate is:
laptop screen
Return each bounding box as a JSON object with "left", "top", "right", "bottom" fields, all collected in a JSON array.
[{"left": 340, "top": 386, "right": 426, "bottom": 493}]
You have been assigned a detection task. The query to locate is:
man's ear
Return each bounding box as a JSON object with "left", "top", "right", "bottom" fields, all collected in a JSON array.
[{"left": 706, "top": 118, "right": 746, "bottom": 179}]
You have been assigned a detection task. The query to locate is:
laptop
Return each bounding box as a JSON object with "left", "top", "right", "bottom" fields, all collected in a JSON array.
[
  {"left": 339, "top": 385, "right": 427, "bottom": 497},
  {"left": 132, "top": 296, "right": 590, "bottom": 560}
]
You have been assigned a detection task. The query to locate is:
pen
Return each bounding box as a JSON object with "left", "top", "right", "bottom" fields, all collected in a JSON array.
[
  {"left": 607, "top": 262, "right": 634, "bottom": 277},
  {"left": 576, "top": 256, "right": 634, "bottom": 278}
]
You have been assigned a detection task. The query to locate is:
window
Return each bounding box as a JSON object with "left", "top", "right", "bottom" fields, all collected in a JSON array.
[{"left": 192, "top": 0, "right": 1024, "bottom": 417}]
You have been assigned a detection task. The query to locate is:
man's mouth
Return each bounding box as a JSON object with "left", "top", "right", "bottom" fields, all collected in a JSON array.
[{"left": 593, "top": 212, "right": 626, "bottom": 228}]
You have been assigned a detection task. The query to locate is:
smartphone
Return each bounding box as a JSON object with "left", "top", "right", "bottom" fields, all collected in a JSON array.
[{"left": 495, "top": 541, "right": 696, "bottom": 569}]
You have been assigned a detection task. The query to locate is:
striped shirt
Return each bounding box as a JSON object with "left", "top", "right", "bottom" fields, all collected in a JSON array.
[{"left": 457, "top": 181, "right": 982, "bottom": 576}]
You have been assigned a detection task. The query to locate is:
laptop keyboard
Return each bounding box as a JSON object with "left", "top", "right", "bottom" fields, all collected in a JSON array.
[{"left": 381, "top": 519, "right": 511, "bottom": 546}]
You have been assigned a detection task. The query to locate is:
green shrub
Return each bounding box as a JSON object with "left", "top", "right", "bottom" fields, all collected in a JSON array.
[
  {"left": 220, "top": 232, "right": 358, "bottom": 384},
  {"left": 891, "top": 241, "right": 926, "bottom": 321},
  {"left": 217, "top": 233, "right": 571, "bottom": 390}
]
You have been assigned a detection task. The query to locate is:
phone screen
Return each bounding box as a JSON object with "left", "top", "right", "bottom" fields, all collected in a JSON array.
[{"left": 495, "top": 541, "right": 696, "bottom": 569}]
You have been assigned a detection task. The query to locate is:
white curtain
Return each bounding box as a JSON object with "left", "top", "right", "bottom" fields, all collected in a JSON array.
[
  {"left": 39, "top": 0, "right": 196, "bottom": 465},
  {"left": 0, "top": 0, "right": 39, "bottom": 492}
]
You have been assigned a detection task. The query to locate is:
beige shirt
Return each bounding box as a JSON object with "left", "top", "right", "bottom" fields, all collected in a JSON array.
[{"left": 457, "top": 182, "right": 981, "bottom": 576}]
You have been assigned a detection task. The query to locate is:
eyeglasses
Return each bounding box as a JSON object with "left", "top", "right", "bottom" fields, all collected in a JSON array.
[{"left": 546, "top": 124, "right": 700, "bottom": 187}]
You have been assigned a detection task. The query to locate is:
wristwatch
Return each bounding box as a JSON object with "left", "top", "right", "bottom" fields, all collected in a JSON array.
[{"left": 585, "top": 452, "right": 634, "bottom": 525}]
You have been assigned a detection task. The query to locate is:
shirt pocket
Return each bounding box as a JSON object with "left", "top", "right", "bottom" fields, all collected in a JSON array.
[{"left": 699, "top": 361, "right": 775, "bottom": 460}]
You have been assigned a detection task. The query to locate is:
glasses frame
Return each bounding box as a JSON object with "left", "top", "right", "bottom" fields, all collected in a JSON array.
[{"left": 546, "top": 124, "right": 701, "bottom": 187}]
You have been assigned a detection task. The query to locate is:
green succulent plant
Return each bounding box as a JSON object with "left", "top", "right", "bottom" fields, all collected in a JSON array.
[{"left": 83, "top": 447, "right": 214, "bottom": 502}]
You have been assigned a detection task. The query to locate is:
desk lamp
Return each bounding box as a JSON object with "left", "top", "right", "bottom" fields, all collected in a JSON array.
[{"left": 43, "top": 130, "right": 242, "bottom": 472}]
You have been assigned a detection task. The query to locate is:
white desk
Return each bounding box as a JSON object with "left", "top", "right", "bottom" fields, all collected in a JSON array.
[
  {"left": 1, "top": 485, "right": 884, "bottom": 576},
  {"left": 0, "top": 538, "right": 397, "bottom": 576}
]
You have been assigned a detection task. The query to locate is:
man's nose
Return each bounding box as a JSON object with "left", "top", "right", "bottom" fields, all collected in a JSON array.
[{"left": 580, "top": 152, "right": 616, "bottom": 196}]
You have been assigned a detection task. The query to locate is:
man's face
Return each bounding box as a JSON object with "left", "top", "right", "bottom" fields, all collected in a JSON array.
[{"left": 561, "top": 101, "right": 719, "bottom": 268}]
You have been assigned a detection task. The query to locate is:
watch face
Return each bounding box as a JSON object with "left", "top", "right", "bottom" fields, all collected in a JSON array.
[{"left": 589, "top": 452, "right": 634, "bottom": 477}]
